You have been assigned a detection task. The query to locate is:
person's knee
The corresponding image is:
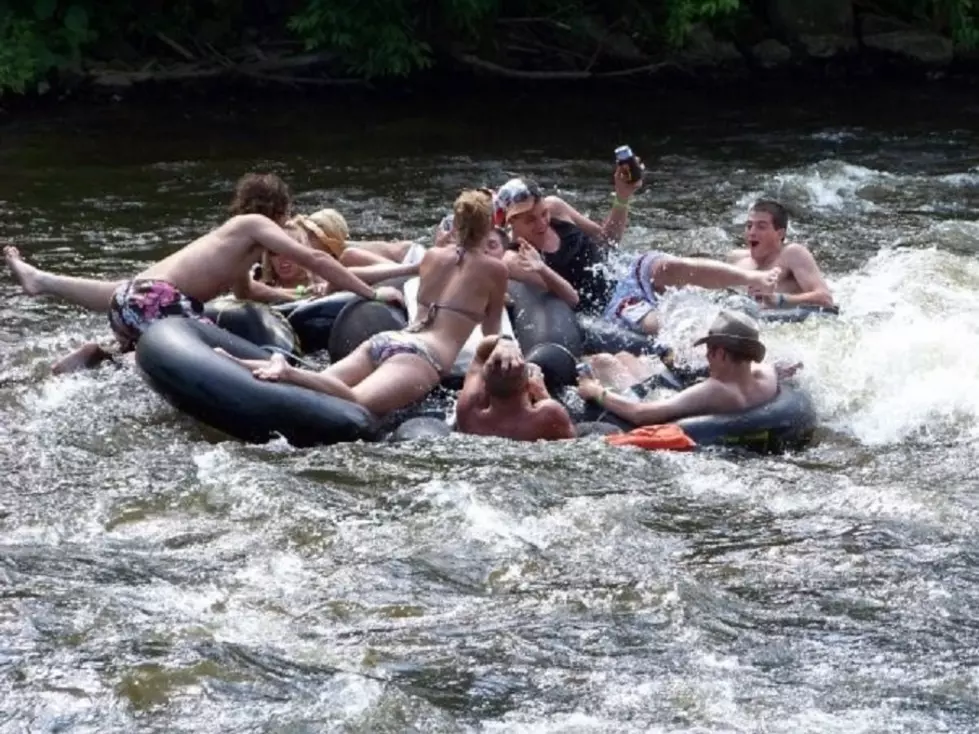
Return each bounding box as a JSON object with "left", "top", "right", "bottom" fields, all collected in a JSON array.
[{"left": 650, "top": 255, "right": 683, "bottom": 286}]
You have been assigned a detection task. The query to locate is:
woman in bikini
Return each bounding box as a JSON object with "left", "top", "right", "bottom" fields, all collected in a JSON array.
[{"left": 217, "top": 189, "right": 520, "bottom": 417}]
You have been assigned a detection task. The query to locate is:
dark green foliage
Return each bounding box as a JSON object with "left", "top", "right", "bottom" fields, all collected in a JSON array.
[{"left": 1, "top": 0, "right": 977, "bottom": 94}]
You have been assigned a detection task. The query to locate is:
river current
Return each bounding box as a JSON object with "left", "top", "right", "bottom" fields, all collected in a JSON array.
[{"left": 2, "top": 84, "right": 979, "bottom": 732}]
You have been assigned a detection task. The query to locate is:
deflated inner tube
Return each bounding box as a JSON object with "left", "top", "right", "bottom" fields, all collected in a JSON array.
[
  {"left": 757, "top": 305, "right": 840, "bottom": 324},
  {"left": 135, "top": 317, "right": 380, "bottom": 447},
  {"left": 272, "top": 292, "right": 359, "bottom": 354},
  {"left": 507, "top": 280, "right": 584, "bottom": 358},
  {"left": 569, "top": 382, "right": 817, "bottom": 453},
  {"left": 720, "top": 293, "right": 841, "bottom": 324},
  {"left": 203, "top": 297, "right": 299, "bottom": 355}
]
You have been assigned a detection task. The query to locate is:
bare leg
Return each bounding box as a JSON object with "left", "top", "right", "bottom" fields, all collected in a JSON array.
[
  {"left": 347, "top": 240, "right": 414, "bottom": 263},
  {"left": 348, "top": 355, "right": 440, "bottom": 415},
  {"left": 322, "top": 345, "right": 376, "bottom": 386},
  {"left": 4, "top": 246, "right": 123, "bottom": 312},
  {"left": 614, "top": 352, "right": 656, "bottom": 383},
  {"left": 51, "top": 343, "right": 117, "bottom": 375},
  {"left": 651, "top": 255, "right": 777, "bottom": 293},
  {"left": 636, "top": 311, "right": 660, "bottom": 336},
  {"left": 584, "top": 353, "right": 637, "bottom": 391}
]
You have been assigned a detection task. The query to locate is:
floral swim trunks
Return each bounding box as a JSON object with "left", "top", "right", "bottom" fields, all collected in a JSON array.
[{"left": 108, "top": 278, "right": 212, "bottom": 351}]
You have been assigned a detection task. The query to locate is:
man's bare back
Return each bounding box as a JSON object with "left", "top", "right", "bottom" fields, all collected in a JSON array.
[
  {"left": 458, "top": 395, "right": 573, "bottom": 441},
  {"left": 455, "top": 337, "right": 575, "bottom": 441}
]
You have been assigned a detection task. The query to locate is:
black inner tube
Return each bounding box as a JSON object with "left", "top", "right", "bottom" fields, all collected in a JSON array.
[{"left": 135, "top": 317, "right": 380, "bottom": 448}]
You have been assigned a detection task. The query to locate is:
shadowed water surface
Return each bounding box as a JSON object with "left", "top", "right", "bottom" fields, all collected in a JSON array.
[{"left": 2, "top": 85, "right": 979, "bottom": 732}]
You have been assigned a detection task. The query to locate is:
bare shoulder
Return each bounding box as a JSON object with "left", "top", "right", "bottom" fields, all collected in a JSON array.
[
  {"left": 482, "top": 254, "right": 509, "bottom": 281},
  {"left": 531, "top": 399, "right": 575, "bottom": 437},
  {"left": 781, "top": 242, "right": 818, "bottom": 263},
  {"left": 225, "top": 213, "right": 266, "bottom": 230},
  {"left": 727, "top": 247, "right": 750, "bottom": 264}
]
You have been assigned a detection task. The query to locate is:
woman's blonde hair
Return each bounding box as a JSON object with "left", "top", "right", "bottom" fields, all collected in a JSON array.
[
  {"left": 293, "top": 208, "right": 348, "bottom": 259},
  {"left": 454, "top": 189, "right": 493, "bottom": 250},
  {"left": 258, "top": 220, "right": 311, "bottom": 286}
]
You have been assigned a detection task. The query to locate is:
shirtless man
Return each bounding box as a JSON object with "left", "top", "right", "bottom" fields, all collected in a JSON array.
[
  {"left": 5, "top": 212, "right": 404, "bottom": 369},
  {"left": 106, "top": 215, "right": 403, "bottom": 349},
  {"left": 577, "top": 310, "right": 801, "bottom": 425},
  {"left": 455, "top": 334, "right": 576, "bottom": 441},
  {"left": 728, "top": 199, "right": 835, "bottom": 309}
]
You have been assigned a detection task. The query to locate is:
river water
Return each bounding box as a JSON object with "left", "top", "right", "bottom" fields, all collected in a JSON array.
[{"left": 2, "top": 84, "right": 979, "bottom": 732}]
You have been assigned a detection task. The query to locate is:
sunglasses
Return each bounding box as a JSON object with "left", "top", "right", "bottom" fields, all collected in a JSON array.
[{"left": 507, "top": 181, "right": 542, "bottom": 205}]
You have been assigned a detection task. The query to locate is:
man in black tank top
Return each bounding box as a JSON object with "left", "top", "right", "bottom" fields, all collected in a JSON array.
[
  {"left": 495, "top": 176, "right": 784, "bottom": 338},
  {"left": 494, "top": 176, "right": 639, "bottom": 315}
]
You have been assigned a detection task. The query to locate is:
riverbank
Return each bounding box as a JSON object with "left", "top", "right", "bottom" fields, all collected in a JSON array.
[{"left": 2, "top": 1, "right": 978, "bottom": 118}]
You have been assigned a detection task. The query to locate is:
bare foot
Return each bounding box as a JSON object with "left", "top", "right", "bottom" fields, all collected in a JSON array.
[
  {"left": 4, "top": 246, "right": 45, "bottom": 296},
  {"left": 51, "top": 342, "right": 115, "bottom": 375}
]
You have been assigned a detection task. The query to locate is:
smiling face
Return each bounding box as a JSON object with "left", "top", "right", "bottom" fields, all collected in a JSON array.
[
  {"left": 508, "top": 199, "right": 550, "bottom": 245},
  {"left": 744, "top": 208, "right": 785, "bottom": 261},
  {"left": 268, "top": 251, "right": 301, "bottom": 284}
]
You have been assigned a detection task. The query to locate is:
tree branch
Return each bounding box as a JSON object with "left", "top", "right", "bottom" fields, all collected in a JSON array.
[{"left": 451, "top": 52, "right": 674, "bottom": 80}]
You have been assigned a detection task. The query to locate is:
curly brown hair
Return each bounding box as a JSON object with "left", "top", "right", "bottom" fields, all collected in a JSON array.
[{"left": 229, "top": 173, "right": 292, "bottom": 224}]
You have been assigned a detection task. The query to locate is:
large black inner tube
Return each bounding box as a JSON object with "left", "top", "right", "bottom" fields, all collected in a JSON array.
[
  {"left": 757, "top": 305, "right": 841, "bottom": 324},
  {"left": 203, "top": 298, "right": 299, "bottom": 355},
  {"left": 135, "top": 317, "right": 380, "bottom": 448},
  {"left": 326, "top": 277, "right": 412, "bottom": 363},
  {"left": 507, "top": 281, "right": 584, "bottom": 357},
  {"left": 566, "top": 382, "right": 817, "bottom": 453},
  {"left": 272, "top": 292, "right": 359, "bottom": 354}
]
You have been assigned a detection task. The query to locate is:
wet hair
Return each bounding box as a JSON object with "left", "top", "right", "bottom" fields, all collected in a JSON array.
[
  {"left": 453, "top": 188, "right": 494, "bottom": 250},
  {"left": 484, "top": 362, "right": 527, "bottom": 399},
  {"left": 229, "top": 173, "right": 292, "bottom": 224},
  {"left": 750, "top": 199, "right": 789, "bottom": 232}
]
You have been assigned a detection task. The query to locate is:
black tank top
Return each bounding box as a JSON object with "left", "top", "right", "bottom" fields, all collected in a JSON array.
[{"left": 542, "top": 219, "right": 615, "bottom": 313}]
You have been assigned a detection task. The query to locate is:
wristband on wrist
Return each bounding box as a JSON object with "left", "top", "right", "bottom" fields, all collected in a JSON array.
[
  {"left": 597, "top": 387, "right": 609, "bottom": 406},
  {"left": 776, "top": 293, "right": 786, "bottom": 308},
  {"left": 612, "top": 194, "right": 631, "bottom": 211},
  {"left": 295, "top": 284, "right": 307, "bottom": 297}
]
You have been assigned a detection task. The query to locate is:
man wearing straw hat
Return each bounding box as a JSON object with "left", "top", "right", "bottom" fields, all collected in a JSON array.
[{"left": 577, "top": 310, "right": 802, "bottom": 426}]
